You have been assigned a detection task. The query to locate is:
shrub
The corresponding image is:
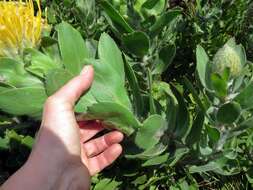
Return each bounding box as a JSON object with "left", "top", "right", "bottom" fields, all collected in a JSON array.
[{"left": 0, "top": 0, "right": 253, "bottom": 189}]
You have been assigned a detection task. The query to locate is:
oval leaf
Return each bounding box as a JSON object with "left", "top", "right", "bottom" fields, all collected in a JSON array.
[
  {"left": 171, "top": 85, "right": 190, "bottom": 139},
  {"left": 0, "top": 87, "right": 47, "bottom": 118},
  {"left": 0, "top": 58, "right": 42, "bottom": 87},
  {"left": 150, "top": 9, "right": 181, "bottom": 36},
  {"left": 57, "top": 22, "right": 90, "bottom": 75},
  {"left": 235, "top": 81, "right": 253, "bottom": 109},
  {"left": 185, "top": 110, "right": 205, "bottom": 146},
  {"left": 122, "top": 31, "right": 150, "bottom": 57},
  {"left": 135, "top": 115, "right": 167, "bottom": 150},
  {"left": 196, "top": 45, "right": 210, "bottom": 89},
  {"left": 152, "top": 44, "right": 176, "bottom": 74},
  {"left": 82, "top": 102, "right": 141, "bottom": 136},
  {"left": 45, "top": 68, "right": 73, "bottom": 96},
  {"left": 216, "top": 102, "right": 241, "bottom": 124},
  {"left": 100, "top": 0, "right": 134, "bottom": 33}
]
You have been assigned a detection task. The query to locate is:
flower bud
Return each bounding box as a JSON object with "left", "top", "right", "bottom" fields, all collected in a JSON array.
[{"left": 212, "top": 40, "right": 242, "bottom": 77}]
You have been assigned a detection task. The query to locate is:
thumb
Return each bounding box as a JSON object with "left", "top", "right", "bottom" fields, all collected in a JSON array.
[{"left": 52, "top": 65, "right": 94, "bottom": 106}]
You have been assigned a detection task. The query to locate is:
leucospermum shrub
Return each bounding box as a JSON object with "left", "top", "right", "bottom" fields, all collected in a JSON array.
[{"left": 0, "top": 0, "right": 253, "bottom": 189}]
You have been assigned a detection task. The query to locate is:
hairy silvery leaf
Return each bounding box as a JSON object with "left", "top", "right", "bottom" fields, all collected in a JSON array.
[
  {"left": 196, "top": 45, "right": 212, "bottom": 90},
  {"left": 135, "top": 114, "right": 167, "bottom": 149},
  {"left": 0, "top": 86, "right": 47, "bottom": 118},
  {"left": 76, "top": 33, "right": 132, "bottom": 112},
  {"left": 82, "top": 102, "right": 140, "bottom": 136},
  {"left": 24, "top": 48, "right": 61, "bottom": 78},
  {"left": 0, "top": 58, "right": 43, "bottom": 88},
  {"left": 57, "top": 22, "right": 90, "bottom": 75}
]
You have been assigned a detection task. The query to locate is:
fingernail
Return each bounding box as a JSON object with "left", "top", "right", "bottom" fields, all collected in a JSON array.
[{"left": 80, "top": 65, "right": 92, "bottom": 75}]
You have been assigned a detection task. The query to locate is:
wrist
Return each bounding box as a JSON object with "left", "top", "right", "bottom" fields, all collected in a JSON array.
[
  {"left": 25, "top": 155, "right": 90, "bottom": 190},
  {"left": 2, "top": 155, "right": 90, "bottom": 190}
]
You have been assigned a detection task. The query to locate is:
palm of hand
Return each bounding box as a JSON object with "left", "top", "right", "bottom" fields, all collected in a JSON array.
[{"left": 32, "top": 65, "right": 123, "bottom": 176}]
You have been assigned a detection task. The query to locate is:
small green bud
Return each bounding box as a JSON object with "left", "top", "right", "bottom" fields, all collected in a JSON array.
[{"left": 212, "top": 39, "right": 243, "bottom": 77}]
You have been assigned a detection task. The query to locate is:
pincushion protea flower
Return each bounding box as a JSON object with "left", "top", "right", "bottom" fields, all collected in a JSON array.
[{"left": 0, "top": 0, "right": 46, "bottom": 57}]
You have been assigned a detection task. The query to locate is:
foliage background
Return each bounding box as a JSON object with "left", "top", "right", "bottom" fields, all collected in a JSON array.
[{"left": 1, "top": 0, "right": 253, "bottom": 189}]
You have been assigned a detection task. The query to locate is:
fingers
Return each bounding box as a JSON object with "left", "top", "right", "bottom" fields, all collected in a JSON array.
[
  {"left": 52, "top": 65, "right": 94, "bottom": 106},
  {"left": 78, "top": 121, "right": 104, "bottom": 142},
  {"left": 88, "top": 144, "right": 123, "bottom": 175},
  {"left": 83, "top": 131, "right": 124, "bottom": 157},
  {"left": 81, "top": 131, "right": 124, "bottom": 175}
]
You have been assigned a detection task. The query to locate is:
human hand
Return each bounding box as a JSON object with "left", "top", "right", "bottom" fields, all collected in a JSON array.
[{"left": 2, "top": 65, "right": 124, "bottom": 190}]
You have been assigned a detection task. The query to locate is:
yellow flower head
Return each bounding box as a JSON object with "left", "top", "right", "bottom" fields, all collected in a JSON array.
[{"left": 0, "top": 0, "right": 46, "bottom": 57}]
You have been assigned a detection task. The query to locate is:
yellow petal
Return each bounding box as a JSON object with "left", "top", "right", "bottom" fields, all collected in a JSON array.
[{"left": 0, "top": 0, "right": 46, "bottom": 57}]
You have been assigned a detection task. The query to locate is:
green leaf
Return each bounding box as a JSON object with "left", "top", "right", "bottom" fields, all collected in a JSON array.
[
  {"left": 141, "top": 0, "right": 166, "bottom": 17},
  {"left": 147, "top": 69, "right": 156, "bottom": 114},
  {"left": 171, "top": 85, "right": 189, "bottom": 139},
  {"left": 76, "top": 33, "right": 131, "bottom": 111},
  {"left": 83, "top": 102, "right": 140, "bottom": 136},
  {"left": 150, "top": 9, "right": 181, "bottom": 36},
  {"left": 235, "top": 81, "right": 253, "bottom": 109},
  {"left": 122, "top": 31, "right": 150, "bottom": 57},
  {"left": 94, "top": 178, "right": 121, "bottom": 190},
  {"left": 76, "top": 0, "right": 96, "bottom": 25},
  {"left": 185, "top": 110, "right": 205, "bottom": 146},
  {"left": 183, "top": 77, "right": 206, "bottom": 112},
  {"left": 177, "top": 179, "right": 190, "bottom": 190},
  {"left": 42, "top": 42, "right": 61, "bottom": 64},
  {"left": 45, "top": 68, "right": 74, "bottom": 96},
  {"left": 153, "top": 44, "right": 176, "bottom": 75},
  {"left": 232, "top": 117, "right": 253, "bottom": 133},
  {"left": 75, "top": 89, "right": 97, "bottom": 113},
  {"left": 100, "top": 0, "right": 134, "bottom": 33},
  {"left": 142, "top": 154, "right": 169, "bottom": 167},
  {"left": 206, "top": 126, "right": 220, "bottom": 143},
  {"left": 216, "top": 102, "right": 241, "bottom": 124},
  {"left": 40, "top": 36, "right": 58, "bottom": 47},
  {"left": 246, "top": 168, "right": 253, "bottom": 184},
  {"left": 0, "top": 58, "right": 42, "bottom": 87},
  {"left": 189, "top": 162, "right": 220, "bottom": 173},
  {"left": 142, "top": 0, "right": 160, "bottom": 9},
  {"left": 85, "top": 39, "right": 98, "bottom": 58},
  {"left": 57, "top": 22, "right": 90, "bottom": 75},
  {"left": 132, "top": 175, "right": 147, "bottom": 186},
  {"left": 211, "top": 73, "right": 227, "bottom": 98},
  {"left": 124, "top": 57, "right": 144, "bottom": 117},
  {"left": 237, "top": 44, "right": 247, "bottom": 67},
  {"left": 199, "top": 132, "right": 212, "bottom": 155},
  {"left": 135, "top": 115, "right": 167, "bottom": 150},
  {"left": 21, "top": 136, "right": 34, "bottom": 149},
  {"left": 6, "top": 130, "right": 22, "bottom": 150},
  {"left": 98, "top": 33, "right": 126, "bottom": 87},
  {"left": 24, "top": 48, "right": 60, "bottom": 78},
  {"left": 168, "top": 148, "right": 189, "bottom": 167},
  {"left": 196, "top": 45, "right": 210, "bottom": 89},
  {"left": 97, "top": 33, "right": 131, "bottom": 107},
  {"left": 125, "top": 143, "right": 167, "bottom": 159},
  {"left": 189, "top": 157, "right": 239, "bottom": 175},
  {"left": 0, "top": 136, "right": 9, "bottom": 150},
  {"left": 0, "top": 86, "right": 47, "bottom": 118},
  {"left": 166, "top": 95, "right": 177, "bottom": 132}
]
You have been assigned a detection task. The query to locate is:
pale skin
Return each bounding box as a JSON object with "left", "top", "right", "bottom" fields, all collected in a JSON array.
[{"left": 1, "top": 65, "right": 124, "bottom": 190}]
